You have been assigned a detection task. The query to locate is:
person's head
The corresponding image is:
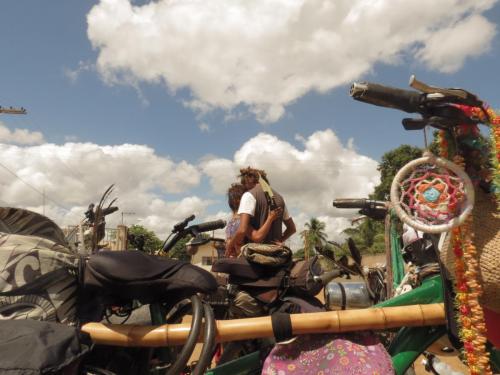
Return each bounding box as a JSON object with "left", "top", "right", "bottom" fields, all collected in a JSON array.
[
  {"left": 239, "top": 167, "right": 268, "bottom": 190},
  {"left": 227, "top": 183, "right": 246, "bottom": 213}
]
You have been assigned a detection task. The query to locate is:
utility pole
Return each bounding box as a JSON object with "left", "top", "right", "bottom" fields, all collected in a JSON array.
[{"left": 0, "top": 106, "right": 27, "bottom": 115}]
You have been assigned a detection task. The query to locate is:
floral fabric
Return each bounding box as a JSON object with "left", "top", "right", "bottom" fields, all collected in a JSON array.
[
  {"left": 225, "top": 215, "right": 241, "bottom": 240},
  {"left": 262, "top": 333, "right": 394, "bottom": 375}
]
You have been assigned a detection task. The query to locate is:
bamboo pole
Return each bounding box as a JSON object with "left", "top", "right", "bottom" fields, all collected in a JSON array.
[{"left": 81, "top": 303, "right": 445, "bottom": 347}]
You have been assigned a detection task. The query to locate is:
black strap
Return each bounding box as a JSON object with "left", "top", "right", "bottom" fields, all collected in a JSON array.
[
  {"left": 271, "top": 312, "right": 293, "bottom": 342},
  {"left": 0, "top": 268, "right": 71, "bottom": 296},
  {"left": 336, "top": 282, "right": 347, "bottom": 310}
]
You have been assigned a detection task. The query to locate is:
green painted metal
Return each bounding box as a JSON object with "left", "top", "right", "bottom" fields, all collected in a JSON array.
[
  {"left": 375, "top": 275, "right": 444, "bottom": 308},
  {"left": 389, "top": 325, "right": 447, "bottom": 375},
  {"left": 149, "top": 303, "right": 170, "bottom": 374},
  {"left": 206, "top": 351, "right": 262, "bottom": 375},
  {"left": 375, "top": 276, "right": 445, "bottom": 373},
  {"left": 390, "top": 211, "right": 405, "bottom": 291},
  {"left": 488, "top": 345, "right": 500, "bottom": 373}
]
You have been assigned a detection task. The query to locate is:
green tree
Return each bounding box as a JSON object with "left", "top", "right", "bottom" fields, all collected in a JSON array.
[
  {"left": 372, "top": 144, "right": 423, "bottom": 200},
  {"left": 293, "top": 247, "right": 314, "bottom": 260},
  {"left": 167, "top": 235, "right": 192, "bottom": 261},
  {"left": 300, "top": 217, "right": 328, "bottom": 258},
  {"left": 342, "top": 218, "right": 385, "bottom": 254},
  {"left": 127, "top": 224, "right": 163, "bottom": 254}
]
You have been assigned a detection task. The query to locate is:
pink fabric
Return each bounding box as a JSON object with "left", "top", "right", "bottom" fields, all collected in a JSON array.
[{"left": 262, "top": 333, "right": 394, "bottom": 375}]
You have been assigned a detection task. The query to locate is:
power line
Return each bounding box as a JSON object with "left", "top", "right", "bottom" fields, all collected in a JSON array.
[{"left": 0, "top": 160, "right": 70, "bottom": 212}]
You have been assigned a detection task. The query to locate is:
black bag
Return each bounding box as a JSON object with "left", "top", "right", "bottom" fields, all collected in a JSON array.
[
  {"left": 288, "top": 258, "right": 323, "bottom": 298},
  {"left": 0, "top": 319, "right": 92, "bottom": 374}
]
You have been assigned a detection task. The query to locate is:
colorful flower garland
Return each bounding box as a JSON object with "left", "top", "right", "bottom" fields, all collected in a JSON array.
[
  {"left": 450, "top": 156, "right": 491, "bottom": 375},
  {"left": 436, "top": 104, "right": 500, "bottom": 374}
]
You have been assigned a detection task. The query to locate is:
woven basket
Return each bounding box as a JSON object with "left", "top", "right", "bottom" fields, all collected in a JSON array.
[{"left": 440, "top": 189, "right": 500, "bottom": 312}]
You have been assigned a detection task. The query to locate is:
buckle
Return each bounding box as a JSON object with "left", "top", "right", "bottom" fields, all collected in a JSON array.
[{"left": 282, "top": 275, "right": 290, "bottom": 289}]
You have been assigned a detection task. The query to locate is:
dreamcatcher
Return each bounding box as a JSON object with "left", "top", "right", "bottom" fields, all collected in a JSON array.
[{"left": 390, "top": 150, "right": 475, "bottom": 234}]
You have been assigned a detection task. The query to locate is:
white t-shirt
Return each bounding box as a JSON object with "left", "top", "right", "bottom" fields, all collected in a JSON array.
[{"left": 237, "top": 191, "right": 290, "bottom": 220}]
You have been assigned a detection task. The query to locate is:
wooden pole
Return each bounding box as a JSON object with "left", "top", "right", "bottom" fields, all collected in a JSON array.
[{"left": 81, "top": 303, "right": 445, "bottom": 347}]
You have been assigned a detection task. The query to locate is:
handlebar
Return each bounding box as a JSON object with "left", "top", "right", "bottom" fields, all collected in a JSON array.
[
  {"left": 313, "top": 269, "right": 342, "bottom": 285},
  {"left": 332, "top": 198, "right": 385, "bottom": 209},
  {"left": 350, "top": 82, "right": 423, "bottom": 113},
  {"left": 101, "top": 206, "right": 118, "bottom": 217},
  {"left": 192, "top": 220, "right": 227, "bottom": 234},
  {"left": 333, "top": 199, "right": 388, "bottom": 220},
  {"left": 172, "top": 214, "right": 195, "bottom": 233},
  {"left": 350, "top": 77, "right": 487, "bottom": 130},
  {"left": 163, "top": 217, "right": 227, "bottom": 253}
]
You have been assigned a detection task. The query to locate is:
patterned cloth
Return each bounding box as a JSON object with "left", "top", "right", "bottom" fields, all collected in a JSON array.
[
  {"left": 225, "top": 215, "right": 241, "bottom": 240},
  {"left": 0, "top": 208, "right": 80, "bottom": 324},
  {"left": 262, "top": 333, "right": 394, "bottom": 375}
]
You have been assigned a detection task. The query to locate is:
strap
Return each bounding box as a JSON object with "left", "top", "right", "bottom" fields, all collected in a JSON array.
[
  {"left": 337, "top": 282, "right": 347, "bottom": 310},
  {"left": 0, "top": 268, "right": 71, "bottom": 296},
  {"left": 271, "top": 312, "right": 293, "bottom": 342}
]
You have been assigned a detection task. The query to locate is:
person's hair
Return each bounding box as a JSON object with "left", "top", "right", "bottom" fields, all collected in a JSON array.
[
  {"left": 238, "top": 166, "right": 269, "bottom": 185},
  {"left": 227, "top": 183, "right": 246, "bottom": 212}
]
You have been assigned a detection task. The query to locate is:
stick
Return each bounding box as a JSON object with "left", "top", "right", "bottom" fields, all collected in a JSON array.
[{"left": 81, "top": 303, "right": 445, "bottom": 347}]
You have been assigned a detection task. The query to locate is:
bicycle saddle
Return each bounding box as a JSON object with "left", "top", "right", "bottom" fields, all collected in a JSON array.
[
  {"left": 212, "top": 257, "right": 290, "bottom": 280},
  {"left": 83, "top": 250, "right": 217, "bottom": 304}
]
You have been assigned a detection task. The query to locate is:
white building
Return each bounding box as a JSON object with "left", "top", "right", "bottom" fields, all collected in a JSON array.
[{"left": 186, "top": 237, "right": 226, "bottom": 271}]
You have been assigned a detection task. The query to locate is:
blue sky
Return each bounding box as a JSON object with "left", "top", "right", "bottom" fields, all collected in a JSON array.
[{"left": 0, "top": 0, "right": 499, "bottom": 242}]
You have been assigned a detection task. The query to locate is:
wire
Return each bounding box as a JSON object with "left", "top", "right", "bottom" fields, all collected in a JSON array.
[{"left": 0, "top": 160, "right": 70, "bottom": 212}]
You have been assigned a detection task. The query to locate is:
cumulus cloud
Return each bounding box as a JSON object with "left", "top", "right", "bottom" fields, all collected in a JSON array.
[
  {"left": 87, "top": 0, "right": 497, "bottom": 123},
  {"left": 0, "top": 123, "right": 45, "bottom": 145},
  {"left": 0, "top": 141, "right": 204, "bottom": 237},
  {"left": 414, "top": 15, "right": 496, "bottom": 73},
  {"left": 1, "top": 128, "right": 379, "bottom": 245},
  {"left": 63, "top": 60, "right": 96, "bottom": 83},
  {"left": 198, "top": 122, "right": 211, "bottom": 133},
  {"left": 200, "top": 129, "right": 380, "bottom": 240}
]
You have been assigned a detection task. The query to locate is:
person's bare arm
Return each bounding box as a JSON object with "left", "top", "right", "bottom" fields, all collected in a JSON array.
[
  {"left": 281, "top": 217, "right": 296, "bottom": 243},
  {"left": 248, "top": 207, "right": 282, "bottom": 243}
]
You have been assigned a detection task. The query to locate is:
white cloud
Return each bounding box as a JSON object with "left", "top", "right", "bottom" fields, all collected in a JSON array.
[
  {"left": 198, "top": 122, "right": 211, "bottom": 133},
  {"left": 0, "top": 141, "right": 204, "bottom": 237},
  {"left": 201, "top": 129, "right": 380, "bottom": 239},
  {"left": 0, "top": 123, "right": 45, "bottom": 145},
  {"left": 1, "top": 128, "right": 379, "bottom": 246},
  {"left": 414, "top": 15, "right": 496, "bottom": 73},
  {"left": 87, "top": 0, "right": 497, "bottom": 123},
  {"left": 63, "top": 60, "right": 95, "bottom": 83}
]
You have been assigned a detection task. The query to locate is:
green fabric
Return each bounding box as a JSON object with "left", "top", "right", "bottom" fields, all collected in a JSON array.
[{"left": 390, "top": 211, "right": 405, "bottom": 291}]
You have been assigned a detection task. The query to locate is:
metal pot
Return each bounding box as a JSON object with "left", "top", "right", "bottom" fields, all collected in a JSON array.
[{"left": 324, "top": 281, "right": 372, "bottom": 310}]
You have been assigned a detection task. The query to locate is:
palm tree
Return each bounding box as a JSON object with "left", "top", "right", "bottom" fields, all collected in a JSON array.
[
  {"left": 341, "top": 218, "right": 384, "bottom": 254},
  {"left": 300, "top": 218, "right": 327, "bottom": 261}
]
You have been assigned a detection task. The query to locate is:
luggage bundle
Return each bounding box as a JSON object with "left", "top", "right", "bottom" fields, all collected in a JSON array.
[
  {"left": 213, "top": 242, "right": 324, "bottom": 316},
  {"left": 0, "top": 207, "right": 81, "bottom": 324}
]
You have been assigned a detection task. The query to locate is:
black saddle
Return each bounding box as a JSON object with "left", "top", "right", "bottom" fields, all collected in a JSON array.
[
  {"left": 83, "top": 251, "right": 217, "bottom": 304},
  {"left": 212, "top": 257, "right": 290, "bottom": 289}
]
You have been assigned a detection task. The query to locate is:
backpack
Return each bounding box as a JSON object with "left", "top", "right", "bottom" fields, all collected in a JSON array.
[
  {"left": 287, "top": 258, "right": 323, "bottom": 298},
  {"left": 0, "top": 208, "right": 81, "bottom": 324},
  {"left": 241, "top": 243, "right": 292, "bottom": 267}
]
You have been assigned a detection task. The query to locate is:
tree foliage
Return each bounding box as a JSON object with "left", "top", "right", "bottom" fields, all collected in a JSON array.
[
  {"left": 342, "top": 218, "right": 385, "bottom": 254},
  {"left": 371, "top": 144, "right": 423, "bottom": 200},
  {"left": 167, "top": 235, "right": 192, "bottom": 261},
  {"left": 299, "top": 217, "right": 328, "bottom": 257},
  {"left": 127, "top": 224, "right": 163, "bottom": 254}
]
